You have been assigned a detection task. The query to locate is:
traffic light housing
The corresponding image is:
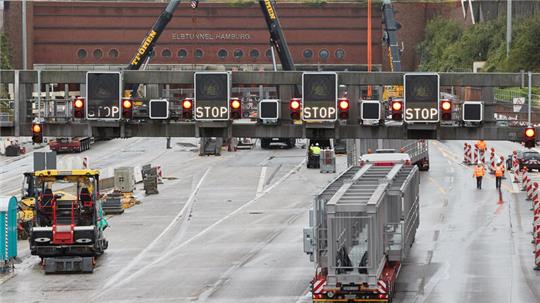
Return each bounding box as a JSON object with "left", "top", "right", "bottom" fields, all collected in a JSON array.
[
  {"left": 122, "top": 98, "right": 133, "bottom": 119},
  {"left": 289, "top": 98, "right": 301, "bottom": 120},
  {"left": 338, "top": 98, "right": 350, "bottom": 120},
  {"left": 524, "top": 127, "right": 536, "bottom": 148},
  {"left": 440, "top": 99, "right": 452, "bottom": 121},
  {"left": 390, "top": 98, "right": 403, "bottom": 121},
  {"left": 73, "top": 98, "right": 85, "bottom": 119},
  {"left": 230, "top": 98, "right": 242, "bottom": 119},
  {"left": 182, "top": 98, "right": 193, "bottom": 120},
  {"left": 32, "top": 123, "right": 43, "bottom": 144}
]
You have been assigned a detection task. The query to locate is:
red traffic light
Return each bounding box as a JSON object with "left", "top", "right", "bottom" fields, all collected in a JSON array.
[
  {"left": 32, "top": 124, "right": 42, "bottom": 133},
  {"left": 74, "top": 98, "right": 84, "bottom": 109},
  {"left": 390, "top": 99, "right": 403, "bottom": 121},
  {"left": 525, "top": 127, "right": 536, "bottom": 138},
  {"left": 122, "top": 99, "right": 133, "bottom": 109},
  {"left": 230, "top": 98, "right": 241, "bottom": 110},
  {"left": 122, "top": 98, "right": 133, "bottom": 119},
  {"left": 440, "top": 99, "right": 452, "bottom": 121},
  {"left": 182, "top": 98, "right": 193, "bottom": 110},
  {"left": 230, "top": 98, "right": 242, "bottom": 119},
  {"left": 391, "top": 100, "right": 402, "bottom": 111},
  {"left": 441, "top": 100, "right": 451, "bottom": 111},
  {"left": 338, "top": 98, "right": 350, "bottom": 111},
  {"left": 289, "top": 98, "right": 301, "bottom": 120},
  {"left": 32, "top": 123, "right": 43, "bottom": 144},
  {"left": 524, "top": 127, "right": 536, "bottom": 148},
  {"left": 289, "top": 98, "right": 301, "bottom": 111}
]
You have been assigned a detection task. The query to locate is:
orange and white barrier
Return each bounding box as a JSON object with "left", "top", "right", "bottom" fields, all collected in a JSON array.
[
  {"left": 489, "top": 148, "right": 496, "bottom": 174},
  {"left": 534, "top": 183, "right": 540, "bottom": 270},
  {"left": 479, "top": 148, "right": 486, "bottom": 164},
  {"left": 463, "top": 143, "right": 472, "bottom": 165},
  {"left": 156, "top": 166, "right": 163, "bottom": 183},
  {"left": 522, "top": 167, "right": 530, "bottom": 191},
  {"left": 527, "top": 179, "right": 535, "bottom": 201},
  {"left": 512, "top": 151, "right": 520, "bottom": 183},
  {"left": 83, "top": 156, "right": 89, "bottom": 169}
]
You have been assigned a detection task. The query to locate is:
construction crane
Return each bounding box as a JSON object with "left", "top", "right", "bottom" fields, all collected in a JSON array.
[
  {"left": 125, "top": 0, "right": 199, "bottom": 96},
  {"left": 381, "top": 0, "right": 403, "bottom": 100}
]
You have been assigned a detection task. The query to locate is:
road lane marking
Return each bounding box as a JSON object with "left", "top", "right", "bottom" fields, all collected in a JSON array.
[
  {"left": 427, "top": 176, "right": 447, "bottom": 195},
  {"left": 256, "top": 166, "right": 267, "bottom": 196},
  {"left": 98, "top": 158, "right": 307, "bottom": 295},
  {"left": 101, "top": 167, "right": 211, "bottom": 290}
]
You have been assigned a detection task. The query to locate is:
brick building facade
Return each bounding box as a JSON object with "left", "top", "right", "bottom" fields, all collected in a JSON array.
[{"left": 3, "top": 1, "right": 468, "bottom": 71}]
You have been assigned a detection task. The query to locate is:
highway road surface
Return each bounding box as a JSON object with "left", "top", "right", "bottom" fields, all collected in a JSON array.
[{"left": 1, "top": 139, "right": 540, "bottom": 303}]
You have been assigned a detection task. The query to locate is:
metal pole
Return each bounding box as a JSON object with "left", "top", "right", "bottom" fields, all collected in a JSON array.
[
  {"left": 528, "top": 71, "right": 532, "bottom": 125},
  {"left": 37, "top": 70, "right": 41, "bottom": 120},
  {"left": 506, "top": 0, "right": 512, "bottom": 57},
  {"left": 270, "top": 46, "right": 277, "bottom": 72},
  {"left": 22, "top": 0, "right": 28, "bottom": 69}
]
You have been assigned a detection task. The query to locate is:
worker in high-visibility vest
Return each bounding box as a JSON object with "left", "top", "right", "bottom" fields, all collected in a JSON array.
[
  {"left": 495, "top": 162, "right": 505, "bottom": 189},
  {"left": 473, "top": 162, "right": 485, "bottom": 189},
  {"left": 312, "top": 143, "right": 321, "bottom": 155},
  {"left": 475, "top": 140, "right": 487, "bottom": 152}
]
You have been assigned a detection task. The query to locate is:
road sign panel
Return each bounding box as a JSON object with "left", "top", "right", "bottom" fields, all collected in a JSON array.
[
  {"left": 149, "top": 99, "right": 169, "bottom": 119},
  {"left": 259, "top": 99, "right": 280, "bottom": 120},
  {"left": 194, "top": 72, "right": 230, "bottom": 121},
  {"left": 361, "top": 101, "right": 381, "bottom": 121},
  {"left": 86, "top": 72, "right": 122, "bottom": 120},
  {"left": 462, "top": 101, "right": 483, "bottom": 122},
  {"left": 302, "top": 72, "right": 337, "bottom": 121},
  {"left": 404, "top": 73, "right": 440, "bottom": 123}
]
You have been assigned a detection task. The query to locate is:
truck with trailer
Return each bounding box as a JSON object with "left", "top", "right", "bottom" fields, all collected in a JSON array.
[
  {"left": 304, "top": 152, "right": 420, "bottom": 302},
  {"left": 29, "top": 169, "right": 108, "bottom": 273},
  {"left": 358, "top": 139, "right": 429, "bottom": 171},
  {"left": 48, "top": 137, "right": 93, "bottom": 153}
]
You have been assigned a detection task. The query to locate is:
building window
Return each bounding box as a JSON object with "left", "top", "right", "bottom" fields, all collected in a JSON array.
[
  {"left": 77, "top": 49, "right": 87, "bottom": 59},
  {"left": 303, "top": 49, "right": 313, "bottom": 59},
  {"left": 250, "top": 49, "right": 260, "bottom": 59},
  {"left": 194, "top": 49, "right": 204, "bottom": 59},
  {"left": 109, "top": 49, "right": 119, "bottom": 59},
  {"left": 266, "top": 48, "right": 273, "bottom": 60},
  {"left": 162, "top": 49, "right": 172, "bottom": 58},
  {"left": 319, "top": 49, "right": 329, "bottom": 60},
  {"left": 93, "top": 49, "right": 103, "bottom": 59},
  {"left": 218, "top": 49, "right": 228, "bottom": 59},
  {"left": 234, "top": 49, "right": 244, "bottom": 59},
  {"left": 335, "top": 49, "right": 345, "bottom": 59},
  {"left": 178, "top": 49, "right": 188, "bottom": 59}
]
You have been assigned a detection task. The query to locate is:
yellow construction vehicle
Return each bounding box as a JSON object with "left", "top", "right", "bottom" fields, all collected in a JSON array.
[{"left": 29, "top": 169, "right": 109, "bottom": 273}]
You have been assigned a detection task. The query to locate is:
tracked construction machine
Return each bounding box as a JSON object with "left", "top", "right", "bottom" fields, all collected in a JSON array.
[
  {"left": 304, "top": 153, "right": 420, "bottom": 302},
  {"left": 29, "top": 170, "right": 108, "bottom": 273}
]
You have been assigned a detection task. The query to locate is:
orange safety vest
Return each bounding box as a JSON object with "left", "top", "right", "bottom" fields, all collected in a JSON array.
[
  {"left": 476, "top": 141, "right": 486, "bottom": 151},
  {"left": 474, "top": 165, "right": 485, "bottom": 177},
  {"left": 495, "top": 165, "right": 504, "bottom": 177}
]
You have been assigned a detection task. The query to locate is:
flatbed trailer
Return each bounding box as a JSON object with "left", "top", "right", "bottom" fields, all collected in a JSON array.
[
  {"left": 304, "top": 159, "right": 420, "bottom": 302},
  {"left": 48, "top": 137, "right": 92, "bottom": 153}
]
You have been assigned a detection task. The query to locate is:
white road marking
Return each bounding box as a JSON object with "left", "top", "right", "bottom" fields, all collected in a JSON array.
[
  {"left": 256, "top": 166, "right": 267, "bottom": 195},
  {"left": 98, "top": 158, "right": 306, "bottom": 296},
  {"left": 101, "top": 167, "right": 211, "bottom": 290}
]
